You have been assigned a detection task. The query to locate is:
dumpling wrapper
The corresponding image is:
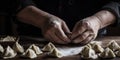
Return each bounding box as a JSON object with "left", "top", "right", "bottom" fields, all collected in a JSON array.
[
  {"left": 107, "top": 40, "right": 120, "bottom": 51},
  {"left": 49, "top": 48, "right": 63, "bottom": 58},
  {"left": 29, "top": 44, "right": 43, "bottom": 55},
  {"left": 1, "top": 36, "right": 15, "bottom": 42},
  {"left": 42, "top": 42, "right": 56, "bottom": 52},
  {"left": 22, "top": 49, "right": 37, "bottom": 59},
  {"left": 99, "top": 48, "right": 116, "bottom": 58},
  {"left": 80, "top": 46, "right": 98, "bottom": 59},
  {"left": 86, "top": 44, "right": 92, "bottom": 48},
  {"left": 3, "top": 46, "right": 17, "bottom": 59},
  {"left": 13, "top": 42, "right": 24, "bottom": 54},
  {"left": 93, "top": 43, "right": 104, "bottom": 53},
  {"left": 0, "top": 44, "right": 4, "bottom": 56},
  {"left": 0, "top": 44, "right": 4, "bottom": 53}
]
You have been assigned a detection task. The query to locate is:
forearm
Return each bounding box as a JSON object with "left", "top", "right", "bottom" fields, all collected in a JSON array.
[
  {"left": 93, "top": 10, "right": 116, "bottom": 29},
  {"left": 17, "top": 6, "right": 52, "bottom": 28}
]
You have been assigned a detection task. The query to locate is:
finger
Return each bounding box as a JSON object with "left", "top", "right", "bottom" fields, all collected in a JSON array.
[
  {"left": 73, "top": 30, "right": 90, "bottom": 43},
  {"left": 80, "top": 34, "right": 94, "bottom": 45},
  {"left": 71, "top": 21, "right": 87, "bottom": 39},
  {"left": 55, "top": 27, "right": 71, "bottom": 43},
  {"left": 62, "top": 21, "right": 71, "bottom": 34},
  {"left": 50, "top": 31, "right": 67, "bottom": 44}
]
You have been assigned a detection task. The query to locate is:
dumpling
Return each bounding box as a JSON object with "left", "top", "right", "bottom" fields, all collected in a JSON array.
[
  {"left": 50, "top": 48, "right": 63, "bottom": 58},
  {"left": 80, "top": 46, "right": 98, "bottom": 59},
  {"left": 0, "top": 44, "right": 4, "bottom": 53},
  {"left": 115, "top": 49, "right": 120, "bottom": 57},
  {"left": 107, "top": 40, "right": 120, "bottom": 51},
  {"left": 3, "top": 46, "right": 17, "bottom": 59},
  {"left": 13, "top": 42, "right": 24, "bottom": 54},
  {"left": 42, "top": 42, "right": 56, "bottom": 52},
  {"left": 0, "top": 44, "right": 4, "bottom": 56},
  {"left": 29, "top": 44, "right": 43, "bottom": 55},
  {"left": 92, "top": 43, "right": 104, "bottom": 53},
  {"left": 22, "top": 49, "right": 37, "bottom": 59},
  {"left": 86, "top": 44, "right": 92, "bottom": 48},
  {"left": 99, "top": 48, "right": 116, "bottom": 58},
  {"left": 1, "top": 36, "right": 15, "bottom": 42},
  {"left": 89, "top": 41, "right": 102, "bottom": 47}
]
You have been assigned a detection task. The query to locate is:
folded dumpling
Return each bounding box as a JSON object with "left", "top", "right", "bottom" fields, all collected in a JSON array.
[
  {"left": 107, "top": 40, "right": 120, "bottom": 51},
  {"left": 0, "top": 44, "right": 4, "bottom": 56},
  {"left": 42, "top": 42, "right": 56, "bottom": 52},
  {"left": 13, "top": 42, "right": 24, "bottom": 54},
  {"left": 99, "top": 48, "right": 116, "bottom": 58},
  {"left": 86, "top": 44, "right": 92, "bottom": 48},
  {"left": 93, "top": 43, "right": 104, "bottom": 53},
  {"left": 29, "top": 44, "right": 43, "bottom": 55},
  {"left": 0, "top": 44, "right": 4, "bottom": 53},
  {"left": 3, "top": 46, "right": 17, "bottom": 59},
  {"left": 50, "top": 48, "right": 63, "bottom": 58},
  {"left": 80, "top": 46, "right": 98, "bottom": 59},
  {"left": 1, "top": 36, "right": 15, "bottom": 42},
  {"left": 22, "top": 49, "right": 37, "bottom": 59}
]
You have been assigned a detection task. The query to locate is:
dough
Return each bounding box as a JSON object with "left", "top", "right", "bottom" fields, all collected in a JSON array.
[
  {"left": 3, "top": 46, "right": 17, "bottom": 59},
  {"left": 99, "top": 48, "right": 116, "bottom": 58},
  {"left": 1, "top": 36, "right": 15, "bottom": 42},
  {"left": 0, "top": 44, "right": 4, "bottom": 56},
  {"left": 29, "top": 44, "right": 43, "bottom": 55},
  {"left": 13, "top": 42, "right": 24, "bottom": 54},
  {"left": 80, "top": 46, "right": 98, "bottom": 59},
  {"left": 107, "top": 40, "right": 120, "bottom": 51},
  {"left": 50, "top": 48, "right": 63, "bottom": 58},
  {"left": 42, "top": 42, "right": 56, "bottom": 52},
  {"left": 93, "top": 43, "right": 104, "bottom": 53},
  {"left": 22, "top": 49, "right": 37, "bottom": 59},
  {"left": 0, "top": 44, "right": 4, "bottom": 53}
]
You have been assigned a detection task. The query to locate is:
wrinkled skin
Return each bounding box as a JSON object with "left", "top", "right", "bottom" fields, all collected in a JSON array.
[
  {"left": 71, "top": 16, "right": 101, "bottom": 45},
  {"left": 41, "top": 16, "right": 71, "bottom": 44}
]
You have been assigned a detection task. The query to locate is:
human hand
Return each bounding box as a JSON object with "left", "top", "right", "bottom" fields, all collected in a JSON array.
[
  {"left": 41, "top": 16, "right": 71, "bottom": 44},
  {"left": 71, "top": 16, "right": 101, "bottom": 45}
]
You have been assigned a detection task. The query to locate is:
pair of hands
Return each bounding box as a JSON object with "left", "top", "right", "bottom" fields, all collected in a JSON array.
[{"left": 41, "top": 15, "right": 101, "bottom": 45}]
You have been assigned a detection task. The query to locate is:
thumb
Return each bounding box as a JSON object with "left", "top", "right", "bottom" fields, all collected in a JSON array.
[{"left": 62, "top": 21, "right": 71, "bottom": 38}]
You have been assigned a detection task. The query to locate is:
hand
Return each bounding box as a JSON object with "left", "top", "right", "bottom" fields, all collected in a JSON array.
[
  {"left": 71, "top": 16, "right": 101, "bottom": 45},
  {"left": 41, "top": 16, "right": 71, "bottom": 44}
]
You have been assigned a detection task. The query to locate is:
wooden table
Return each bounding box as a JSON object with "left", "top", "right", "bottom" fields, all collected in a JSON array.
[{"left": 1, "top": 36, "right": 120, "bottom": 60}]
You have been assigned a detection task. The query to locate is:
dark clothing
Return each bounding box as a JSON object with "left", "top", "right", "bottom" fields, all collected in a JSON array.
[{"left": 0, "top": 0, "right": 120, "bottom": 36}]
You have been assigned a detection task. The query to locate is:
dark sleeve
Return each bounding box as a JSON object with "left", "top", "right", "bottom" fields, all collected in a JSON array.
[
  {"left": 0, "top": 0, "right": 35, "bottom": 16},
  {"left": 102, "top": 0, "right": 120, "bottom": 26}
]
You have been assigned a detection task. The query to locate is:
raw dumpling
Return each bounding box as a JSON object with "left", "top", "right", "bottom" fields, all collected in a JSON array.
[
  {"left": 89, "top": 41, "right": 102, "bottom": 47},
  {"left": 0, "top": 44, "right": 4, "bottom": 56},
  {"left": 80, "top": 46, "right": 98, "bottom": 59},
  {"left": 13, "top": 42, "right": 24, "bottom": 54},
  {"left": 3, "top": 46, "right": 17, "bottom": 59},
  {"left": 42, "top": 42, "right": 56, "bottom": 52},
  {"left": 29, "top": 44, "right": 43, "bottom": 55},
  {"left": 107, "top": 40, "right": 120, "bottom": 51},
  {"left": 92, "top": 43, "right": 104, "bottom": 53},
  {"left": 1, "top": 36, "right": 15, "bottom": 42},
  {"left": 99, "top": 48, "right": 116, "bottom": 58},
  {"left": 0, "top": 44, "right": 4, "bottom": 53},
  {"left": 22, "top": 49, "right": 37, "bottom": 59},
  {"left": 50, "top": 48, "right": 63, "bottom": 58},
  {"left": 115, "top": 49, "right": 120, "bottom": 57},
  {"left": 86, "top": 44, "right": 92, "bottom": 48}
]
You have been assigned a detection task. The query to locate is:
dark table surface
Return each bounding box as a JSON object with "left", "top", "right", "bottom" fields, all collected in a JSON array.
[{"left": 1, "top": 36, "right": 120, "bottom": 60}]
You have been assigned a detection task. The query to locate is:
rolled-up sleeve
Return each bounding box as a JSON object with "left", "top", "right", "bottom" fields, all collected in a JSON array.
[{"left": 102, "top": 1, "right": 120, "bottom": 26}]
